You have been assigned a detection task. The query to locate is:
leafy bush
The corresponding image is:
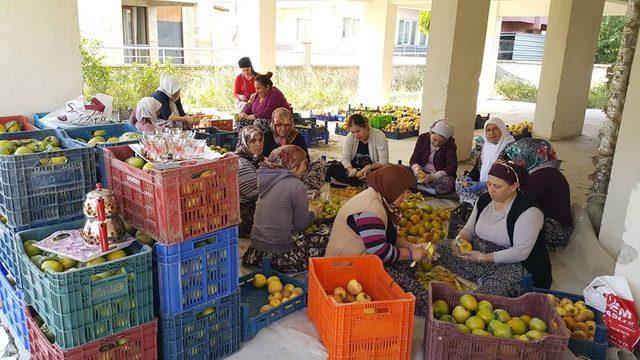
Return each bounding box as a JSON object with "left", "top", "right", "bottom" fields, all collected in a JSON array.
[
  {"left": 587, "top": 82, "right": 610, "bottom": 109},
  {"left": 495, "top": 79, "right": 538, "bottom": 102}
]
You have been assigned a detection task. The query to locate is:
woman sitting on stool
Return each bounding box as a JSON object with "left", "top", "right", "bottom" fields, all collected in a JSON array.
[{"left": 409, "top": 119, "right": 457, "bottom": 195}]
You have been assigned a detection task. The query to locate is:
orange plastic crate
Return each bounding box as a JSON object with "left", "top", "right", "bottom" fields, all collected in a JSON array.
[
  {"left": 308, "top": 256, "right": 415, "bottom": 359},
  {"left": 196, "top": 118, "right": 233, "bottom": 131},
  {"left": 104, "top": 145, "right": 240, "bottom": 245},
  {"left": 0, "top": 115, "right": 38, "bottom": 132}
]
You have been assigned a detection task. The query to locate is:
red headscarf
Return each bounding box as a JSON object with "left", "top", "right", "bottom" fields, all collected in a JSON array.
[
  {"left": 260, "top": 144, "right": 307, "bottom": 170},
  {"left": 366, "top": 164, "right": 415, "bottom": 222}
]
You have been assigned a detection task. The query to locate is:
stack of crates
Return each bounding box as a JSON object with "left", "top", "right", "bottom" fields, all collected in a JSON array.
[
  {"left": 0, "top": 123, "right": 98, "bottom": 351},
  {"left": 103, "top": 144, "right": 242, "bottom": 359}
]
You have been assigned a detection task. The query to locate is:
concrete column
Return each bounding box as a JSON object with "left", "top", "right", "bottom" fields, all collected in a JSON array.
[
  {"left": 0, "top": 0, "right": 83, "bottom": 116},
  {"left": 478, "top": 1, "right": 502, "bottom": 100},
  {"left": 148, "top": 6, "right": 160, "bottom": 62},
  {"left": 615, "top": 177, "right": 640, "bottom": 315},
  {"left": 356, "top": 0, "right": 397, "bottom": 106},
  {"left": 533, "top": 0, "right": 605, "bottom": 140},
  {"left": 600, "top": 39, "right": 640, "bottom": 259},
  {"left": 420, "top": 0, "right": 491, "bottom": 161},
  {"left": 236, "top": 0, "right": 276, "bottom": 73},
  {"left": 77, "top": 0, "right": 124, "bottom": 65}
]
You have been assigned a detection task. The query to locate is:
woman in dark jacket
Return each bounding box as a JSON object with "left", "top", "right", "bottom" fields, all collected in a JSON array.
[
  {"left": 151, "top": 74, "right": 196, "bottom": 126},
  {"left": 409, "top": 119, "right": 458, "bottom": 194},
  {"left": 506, "top": 138, "right": 573, "bottom": 247}
]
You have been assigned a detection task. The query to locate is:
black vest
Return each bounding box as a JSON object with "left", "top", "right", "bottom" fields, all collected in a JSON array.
[{"left": 476, "top": 193, "right": 552, "bottom": 289}]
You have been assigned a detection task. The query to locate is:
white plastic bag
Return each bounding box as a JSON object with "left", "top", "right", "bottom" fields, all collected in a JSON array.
[
  {"left": 62, "top": 94, "right": 113, "bottom": 125},
  {"left": 584, "top": 276, "right": 640, "bottom": 351}
]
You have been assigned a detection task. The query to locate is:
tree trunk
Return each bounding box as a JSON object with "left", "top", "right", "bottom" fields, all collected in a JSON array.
[{"left": 588, "top": 0, "right": 640, "bottom": 233}]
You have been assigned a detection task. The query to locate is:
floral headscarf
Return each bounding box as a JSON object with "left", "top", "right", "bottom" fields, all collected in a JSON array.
[
  {"left": 260, "top": 144, "right": 307, "bottom": 170},
  {"left": 271, "top": 107, "right": 299, "bottom": 146},
  {"left": 366, "top": 164, "right": 415, "bottom": 223},
  {"left": 235, "top": 125, "right": 264, "bottom": 168},
  {"left": 505, "top": 138, "right": 561, "bottom": 173}
]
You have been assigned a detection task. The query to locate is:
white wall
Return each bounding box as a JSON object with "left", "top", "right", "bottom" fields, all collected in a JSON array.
[
  {"left": 77, "top": 0, "right": 123, "bottom": 64},
  {"left": 0, "top": 0, "right": 83, "bottom": 117}
]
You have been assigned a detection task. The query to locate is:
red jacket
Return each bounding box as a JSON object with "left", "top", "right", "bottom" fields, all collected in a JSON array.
[
  {"left": 409, "top": 133, "right": 458, "bottom": 177},
  {"left": 234, "top": 74, "right": 256, "bottom": 99}
]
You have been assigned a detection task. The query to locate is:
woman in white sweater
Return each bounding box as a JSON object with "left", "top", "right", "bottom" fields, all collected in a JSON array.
[{"left": 325, "top": 114, "right": 389, "bottom": 186}]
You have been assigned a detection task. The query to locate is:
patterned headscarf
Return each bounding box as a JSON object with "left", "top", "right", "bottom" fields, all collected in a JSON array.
[
  {"left": 366, "top": 164, "right": 416, "bottom": 223},
  {"left": 235, "top": 125, "right": 264, "bottom": 168},
  {"left": 260, "top": 144, "right": 307, "bottom": 170},
  {"left": 505, "top": 138, "right": 561, "bottom": 173},
  {"left": 271, "top": 107, "right": 299, "bottom": 145}
]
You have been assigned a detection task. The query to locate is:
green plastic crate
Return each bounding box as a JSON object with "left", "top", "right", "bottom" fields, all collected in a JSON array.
[
  {"left": 16, "top": 219, "right": 154, "bottom": 348},
  {"left": 368, "top": 114, "right": 393, "bottom": 129}
]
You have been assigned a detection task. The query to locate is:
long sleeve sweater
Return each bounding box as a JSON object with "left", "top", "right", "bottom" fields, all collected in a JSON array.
[
  {"left": 341, "top": 128, "right": 389, "bottom": 169},
  {"left": 459, "top": 198, "right": 543, "bottom": 264},
  {"left": 243, "top": 87, "right": 291, "bottom": 119},
  {"left": 238, "top": 157, "right": 259, "bottom": 204}
]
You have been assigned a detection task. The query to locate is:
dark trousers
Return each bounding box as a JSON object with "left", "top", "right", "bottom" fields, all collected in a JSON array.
[{"left": 325, "top": 161, "right": 364, "bottom": 186}]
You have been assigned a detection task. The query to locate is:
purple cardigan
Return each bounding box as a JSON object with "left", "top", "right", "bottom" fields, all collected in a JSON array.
[
  {"left": 243, "top": 87, "right": 291, "bottom": 119},
  {"left": 409, "top": 133, "right": 458, "bottom": 177}
]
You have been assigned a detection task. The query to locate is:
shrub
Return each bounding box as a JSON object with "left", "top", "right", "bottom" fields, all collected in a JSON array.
[
  {"left": 587, "top": 82, "right": 610, "bottom": 109},
  {"left": 495, "top": 79, "right": 538, "bottom": 102}
]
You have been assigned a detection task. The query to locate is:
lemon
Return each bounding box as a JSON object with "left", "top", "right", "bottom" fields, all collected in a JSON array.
[
  {"left": 253, "top": 274, "right": 267, "bottom": 288},
  {"left": 58, "top": 256, "right": 77, "bottom": 270},
  {"left": 23, "top": 240, "right": 41, "bottom": 257},
  {"left": 106, "top": 250, "right": 127, "bottom": 261},
  {"left": 41, "top": 260, "right": 64, "bottom": 273},
  {"left": 86, "top": 256, "right": 106, "bottom": 267}
]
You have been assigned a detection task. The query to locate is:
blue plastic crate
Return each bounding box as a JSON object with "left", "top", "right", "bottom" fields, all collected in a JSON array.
[
  {"left": 156, "top": 226, "right": 239, "bottom": 315},
  {"left": 32, "top": 112, "right": 51, "bottom": 129},
  {"left": 0, "top": 216, "right": 83, "bottom": 289},
  {"left": 239, "top": 258, "right": 307, "bottom": 341},
  {"left": 334, "top": 127, "right": 349, "bottom": 136},
  {"left": 64, "top": 123, "right": 141, "bottom": 185},
  {"left": 160, "top": 289, "right": 240, "bottom": 360},
  {"left": 0, "top": 129, "right": 96, "bottom": 228},
  {"left": 16, "top": 219, "right": 154, "bottom": 348},
  {"left": 194, "top": 127, "right": 239, "bottom": 150},
  {"left": 522, "top": 286, "right": 608, "bottom": 360},
  {"left": 0, "top": 262, "right": 28, "bottom": 350}
]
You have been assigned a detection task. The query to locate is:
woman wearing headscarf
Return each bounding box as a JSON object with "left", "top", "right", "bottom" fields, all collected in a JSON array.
[
  {"left": 235, "top": 126, "right": 265, "bottom": 238},
  {"left": 506, "top": 138, "right": 573, "bottom": 248},
  {"left": 151, "top": 74, "right": 196, "bottom": 126},
  {"left": 262, "top": 107, "right": 327, "bottom": 191},
  {"left": 409, "top": 119, "right": 458, "bottom": 195},
  {"left": 129, "top": 97, "right": 163, "bottom": 131},
  {"left": 436, "top": 161, "right": 551, "bottom": 296},
  {"left": 236, "top": 72, "right": 291, "bottom": 133},
  {"left": 457, "top": 117, "right": 515, "bottom": 204},
  {"left": 326, "top": 164, "right": 432, "bottom": 315},
  {"left": 241, "top": 145, "right": 329, "bottom": 273},
  {"left": 234, "top": 57, "right": 258, "bottom": 113}
]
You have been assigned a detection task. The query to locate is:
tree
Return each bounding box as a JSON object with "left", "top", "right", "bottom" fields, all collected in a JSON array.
[
  {"left": 588, "top": 0, "right": 640, "bottom": 233},
  {"left": 419, "top": 11, "right": 431, "bottom": 35},
  {"left": 596, "top": 16, "right": 626, "bottom": 64}
]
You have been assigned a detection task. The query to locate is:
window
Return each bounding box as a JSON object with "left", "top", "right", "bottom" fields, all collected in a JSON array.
[
  {"left": 122, "top": 6, "right": 149, "bottom": 63},
  {"left": 297, "top": 18, "right": 310, "bottom": 42},
  {"left": 419, "top": 32, "right": 427, "bottom": 46},
  {"left": 342, "top": 17, "right": 360, "bottom": 39},
  {"left": 397, "top": 19, "right": 418, "bottom": 45}
]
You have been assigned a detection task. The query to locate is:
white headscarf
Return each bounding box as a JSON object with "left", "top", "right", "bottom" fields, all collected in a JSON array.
[
  {"left": 135, "top": 97, "right": 162, "bottom": 123},
  {"left": 480, "top": 117, "right": 515, "bottom": 182},
  {"left": 157, "top": 74, "right": 181, "bottom": 100},
  {"left": 429, "top": 119, "right": 454, "bottom": 139}
]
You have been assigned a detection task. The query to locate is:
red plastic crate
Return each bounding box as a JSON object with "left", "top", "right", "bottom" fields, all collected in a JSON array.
[
  {"left": 104, "top": 145, "right": 240, "bottom": 244},
  {"left": 196, "top": 118, "right": 233, "bottom": 131},
  {"left": 26, "top": 306, "right": 158, "bottom": 360},
  {"left": 0, "top": 115, "right": 38, "bottom": 132},
  {"left": 308, "top": 256, "right": 415, "bottom": 359},
  {"left": 425, "top": 282, "right": 571, "bottom": 360}
]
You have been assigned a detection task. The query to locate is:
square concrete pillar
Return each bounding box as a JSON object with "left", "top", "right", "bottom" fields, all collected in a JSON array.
[
  {"left": 533, "top": 0, "right": 605, "bottom": 140},
  {"left": 478, "top": 1, "right": 502, "bottom": 100},
  {"left": 420, "top": 0, "right": 491, "bottom": 161},
  {"left": 236, "top": 0, "right": 276, "bottom": 73},
  {"left": 356, "top": 0, "right": 397, "bottom": 106}
]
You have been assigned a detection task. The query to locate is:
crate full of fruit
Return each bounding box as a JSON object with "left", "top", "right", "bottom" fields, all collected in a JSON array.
[
  {"left": 104, "top": 145, "right": 240, "bottom": 245},
  {"left": 26, "top": 306, "right": 158, "bottom": 360},
  {"left": 239, "top": 258, "right": 307, "bottom": 341},
  {"left": 156, "top": 226, "right": 239, "bottom": 315},
  {"left": 425, "top": 282, "right": 570, "bottom": 359},
  {"left": 0, "top": 115, "right": 39, "bottom": 133},
  {"left": 16, "top": 219, "right": 154, "bottom": 348},
  {"left": 308, "top": 255, "right": 415, "bottom": 359},
  {"left": 0, "top": 129, "right": 96, "bottom": 228}
]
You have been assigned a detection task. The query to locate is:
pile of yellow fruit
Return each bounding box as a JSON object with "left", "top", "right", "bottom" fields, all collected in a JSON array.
[
  {"left": 397, "top": 201, "right": 451, "bottom": 244},
  {"left": 209, "top": 144, "right": 229, "bottom": 154},
  {"left": 310, "top": 197, "right": 346, "bottom": 220},
  {"left": 329, "top": 279, "right": 377, "bottom": 314},
  {"left": 432, "top": 294, "right": 550, "bottom": 341},
  {"left": 253, "top": 274, "right": 304, "bottom": 314},
  {"left": 508, "top": 121, "right": 533, "bottom": 136},
  {"left": 415, "top": 265, "right": 469, "bottom": 292},
  {"left": 546, "top": 294, "right": 597, "bottom": 341},
  {"left": 0, "top": 121, "right": 23, "bottom": 133}
]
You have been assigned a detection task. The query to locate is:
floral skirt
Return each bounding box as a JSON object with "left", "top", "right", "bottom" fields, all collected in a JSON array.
[
  {"left": 544, "top": 217, "right": 574, "bottom": 248},
  {"left": 303, "top": 159, "right": 327, "bottom": 191},
  {"left": 415, "top": 175, "right": 455, "bottom": 195},
  {"left": 239, "top": 202, "right": 256, "bottom": 238},
  {"left": 435, "top": 236, "right": 525, "bottom": 297},
  {"left": 241, "top": 226, "right": 331, "bottom": 273},
  {"left": 384, "top": 261, "right": 430, "bottom": 316}
]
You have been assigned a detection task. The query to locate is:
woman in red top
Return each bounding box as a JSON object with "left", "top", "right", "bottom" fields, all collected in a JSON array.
[{"left": 234, "top": 57, "right": 257, "bottom": 113}]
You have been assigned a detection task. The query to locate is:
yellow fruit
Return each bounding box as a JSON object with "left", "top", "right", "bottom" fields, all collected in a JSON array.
[
  {"left": 472, "top": 329, "right": 491, "bottom": 336},
  {"left": 283, "top": 283, "right": 295, "bottom": 292},
  {"left": 456, "top": 324, "right": 471, "bottom": 334},
  {"left": 268, "top": 281, "right": 283, "bottom": 294},
  {"left": 508, "top": 318, "right": 528, "bottom": 335},
  {"left": 355, "top": 292, "right": 371, "bottom": 303},
  {"left": 493, "top": 322, "right": 514, "bottom": 338},
  {"left": 363, "top": 308, "right": 377, "bottom": 315},
  {"left": 452, "top": 305, "right": 471, "bottom": 324},
  {"left": 281, "top": 289, "right": 292, "bottom": 298},
  {"left": 457, "top": 239, "right": 473, "bottom": 254},
  {"left": 520, "top": 314, "right": 532, "bottom": 325},
  {"left": 23, "top": 240, "right": 41, "bottom": 257},
  {"left": 289, "top": 292, "right": 299, "bottom": 299},
  {"left": 86, "top": 256, "right": 106, "bottom": 267},
  {"left": 528, "top": 318, "right": 547, "bottom": 332},
  {"left": 477, "top": 300, "right": 493, "bottom": 312},
  {"left": 253, "top": 274, "right": 267, "bottom": 288},
  {"left": 199, "top": 307, "right": 215, "bottom": 318},
  {"left": 269, "top": 298, "right": 281, "bottom": 307},
  {"left": 199, "top": 170, "right": 214, "bottom": 177},
  {"left": 346, "top": 279, "right": 363, "bottom": 295},
  {"left": 41, "top": 260, "right": 64, "bottom": 273},
  {"left": 460, "top": 294, "right": 478, "bottom": 312},
  {"left": 476, "top": 308, "right": 494, "bottom": 324},
  {"left": 292, "top": 287, "right": 304, "bottom": 295},
  {"left": 465, "top": 316, "right": 485, "bottom": 331},
  {"left": 58, "top": 256, "right": 77, "bottom": 270},
  {"left": 106, "top": 250, "right": 127, "bottom": 261},
  {"left": 268, "top": 292, "right": 283, "bottom": 301},
  {"left": 266, "top": 276, "right": 280, "bottom": 285},
  {"left": 333, "top": 287, "right": 347, "bottom": 299},
  {"left": 432, "top": 300, "right": 450, "bottom": 319},
  {"left": 493, "top": 309, "right": 511, "bottom": 323}
]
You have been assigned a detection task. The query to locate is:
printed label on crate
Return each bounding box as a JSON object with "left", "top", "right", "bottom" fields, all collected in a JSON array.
[
  {"left": 27, "top": 167, "right": 79, "bottom": 190},
  {"left": 33, "top": 229, "right": 135, "bottom": 262}
]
